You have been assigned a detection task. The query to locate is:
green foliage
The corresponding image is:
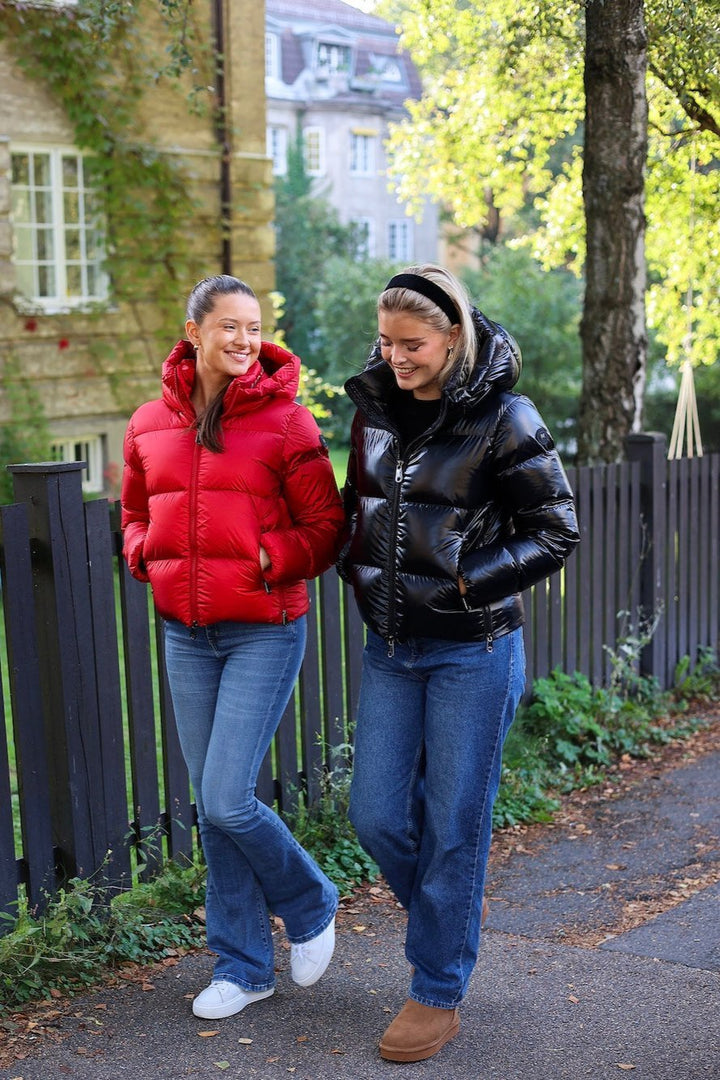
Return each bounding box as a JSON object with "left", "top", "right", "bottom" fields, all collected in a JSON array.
[
  {"left": 0, "top": 858, "right": 206, "bottom": 1015},
  {"left": 673, "top": 647, "right": 720, "bottom": 703},
  {"left": 462, "top": 246, "right": 582, "bottom": 449},
  {"left": 0, "top": 354, "right": 52, "bottom": 504},
  {"left": 310, "top": 255, "right": 399, "bottom": 443},
  {"left": 384, "top": 0, "right": 720, "bottom": 409},
  {"left": 283, "top": 745, "right": 379, "bottom": 896}
]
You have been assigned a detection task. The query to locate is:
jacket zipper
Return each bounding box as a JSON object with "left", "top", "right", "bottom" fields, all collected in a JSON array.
[
  {"left": 188, "top": 436, "right": 202, "bottom": 628},
  {"left": 386, "top": 445, "right": 404, "bottom": 657}
]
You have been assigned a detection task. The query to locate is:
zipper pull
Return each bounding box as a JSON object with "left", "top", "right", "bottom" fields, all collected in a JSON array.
[
  {"left": 387, "top": 637, "right": 395, "bottom": 658},
  {"left": 395, "top": 459, "right": 404, "bottom": 483}
]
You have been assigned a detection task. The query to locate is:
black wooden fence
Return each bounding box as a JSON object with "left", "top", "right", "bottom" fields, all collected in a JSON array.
[{"left": 0, "top": 432, "right": 718, "bottom": 925}]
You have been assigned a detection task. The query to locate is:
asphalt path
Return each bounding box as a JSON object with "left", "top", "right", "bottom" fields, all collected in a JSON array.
[{"left": 2, "top": 729, "right": 718, "bottom": 1080}]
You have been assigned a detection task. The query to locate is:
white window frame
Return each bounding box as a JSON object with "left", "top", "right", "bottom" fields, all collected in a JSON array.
[
  {"left": 303, "top": 127, "right": 325, "bottom": 177},
  {"left": 10, "top": 146, "right": 107, "bottom": 311},
  {"left": 51, "top": 435, "right": 105, "bottom": 495},
  {"left": 351, "top": 217, "right": 375, "bottom": 259},
  {"left": 316, "top": 41, "right": 351, "bottom": 78},
  {"left": 350, "top": 132, "right": 376, "bottom": 177},
  {"left": 267, "top": 126, "right": 288, "bottom": 176},
  {"left": 388, "top": 219, "right": 414, "bottom": 262},
  {"left": 265, "top": 32, "right": 280, "bottom": 80}
]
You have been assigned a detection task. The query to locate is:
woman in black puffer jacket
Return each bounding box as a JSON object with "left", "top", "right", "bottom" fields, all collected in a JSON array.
[{"left": 338, "top": 264, "right": 579, "bottom": 1065}]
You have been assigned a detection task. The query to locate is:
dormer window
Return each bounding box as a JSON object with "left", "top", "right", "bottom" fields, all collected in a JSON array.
[
  {"left": 368, "top": 54, "right": 403, "bottom": 84},
  {"left": 316, "top": 41, "right": 351, "bottom": 77}
]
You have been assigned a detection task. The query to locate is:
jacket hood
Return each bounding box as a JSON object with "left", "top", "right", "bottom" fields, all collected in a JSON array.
[
  {"left": 345, "top": 307, "right": 522, "bottom": 418},
  {"left": 161, "top": 338, "right": 301, "bottom": 419}
]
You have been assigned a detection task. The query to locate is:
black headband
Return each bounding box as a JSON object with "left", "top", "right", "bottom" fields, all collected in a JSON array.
[{"left": 383, "top": 273, "right": 461, "bottom": 325}]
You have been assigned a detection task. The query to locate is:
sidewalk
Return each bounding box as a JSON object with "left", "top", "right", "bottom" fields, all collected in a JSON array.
[{"left": 2, "top": 727, "right": 719, "bottom": 1080}]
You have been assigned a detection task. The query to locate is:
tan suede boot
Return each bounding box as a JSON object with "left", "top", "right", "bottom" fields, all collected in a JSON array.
[{"left": 379, "top": 999, "right": 460, "bottom": 1062}]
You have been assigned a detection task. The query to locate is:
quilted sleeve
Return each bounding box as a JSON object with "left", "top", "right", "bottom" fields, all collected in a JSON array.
[
  {"left": 458, "top": 396, "right": 579, "bottom": 604},
  {"left": 260, "top": 407, "right": 345, "bottom": 585},
  {"left": 120, "top": 419, "right": 151, "bottom": 583}
]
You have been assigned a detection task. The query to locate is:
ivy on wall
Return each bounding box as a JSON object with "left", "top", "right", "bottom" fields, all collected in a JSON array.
[{"left": 0, "top": 0, "right": 214, "bottom": 339}]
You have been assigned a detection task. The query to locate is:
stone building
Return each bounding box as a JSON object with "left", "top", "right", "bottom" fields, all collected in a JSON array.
[{"left": 0, "top": 1, "right": 274, "bottom": 496}]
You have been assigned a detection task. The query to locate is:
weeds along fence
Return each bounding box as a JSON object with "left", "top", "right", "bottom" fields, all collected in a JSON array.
[{"left": 0, "top": 432, "right": 718, "bottom": 924}]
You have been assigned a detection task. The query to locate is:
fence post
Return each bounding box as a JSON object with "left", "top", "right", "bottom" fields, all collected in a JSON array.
[
  {"left": 9, "top": 462, "right": 111, "bottom": 884},
  {"left": 625, "top": 433, "right": 667, "bottom": 686}
]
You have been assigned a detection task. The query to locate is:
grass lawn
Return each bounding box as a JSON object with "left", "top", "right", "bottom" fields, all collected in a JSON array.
[{"left": 329, "top": 446, "right": 349, "bottom": 488}]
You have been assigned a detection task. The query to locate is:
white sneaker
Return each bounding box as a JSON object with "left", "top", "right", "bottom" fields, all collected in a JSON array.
[
  {"left": 290, "top": 917, "right": 336, "bottom": 987},
  {"left": 192, "top": 980, "right": 275, "bottom": 1019}
]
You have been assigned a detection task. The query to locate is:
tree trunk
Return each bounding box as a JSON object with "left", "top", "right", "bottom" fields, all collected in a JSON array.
[{"left": 579, "top": 0, "right": 648, "bottom": 464}]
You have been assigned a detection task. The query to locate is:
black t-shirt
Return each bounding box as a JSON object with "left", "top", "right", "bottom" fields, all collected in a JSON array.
[{"left": 390, "top": 390, "right": 443, "bottom": 452}]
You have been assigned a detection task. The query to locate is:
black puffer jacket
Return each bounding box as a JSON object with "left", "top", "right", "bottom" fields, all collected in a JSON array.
[{"left": 338, "top": 309, "right": 579, "bottom": 648}]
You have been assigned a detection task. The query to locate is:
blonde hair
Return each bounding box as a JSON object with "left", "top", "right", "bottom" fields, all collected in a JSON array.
[{"left": 379, "top": 264, "right": 477, "bottom": 386}]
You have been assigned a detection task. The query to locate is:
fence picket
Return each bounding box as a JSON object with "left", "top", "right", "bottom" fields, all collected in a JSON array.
[
  {"left": 0, "top": 444, "right": 718, "bottom": 924},
  {"left": 0, "top": 502, "right": 55, "bottom": 908}
]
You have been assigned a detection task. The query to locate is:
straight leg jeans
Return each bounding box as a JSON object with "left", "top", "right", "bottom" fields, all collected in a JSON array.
[
  {"left": 163, "top": 617, "right": 338, "bottom": 992},
  {"left": 349, "top": 628, "right": 525, "bottom": 1009}
]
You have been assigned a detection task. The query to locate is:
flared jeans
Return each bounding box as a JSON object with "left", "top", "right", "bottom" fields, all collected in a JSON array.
[
  {"left": 349, "top": 628, "right": 525, "bottom": 1009},
  {"left": 163, "top": 617, "right": 338, "bottom": 991}
]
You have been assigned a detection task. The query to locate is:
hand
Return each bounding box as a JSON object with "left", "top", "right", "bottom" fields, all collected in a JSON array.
[{"left": 259, "top": 544, "right": 271, "bottom": 571}]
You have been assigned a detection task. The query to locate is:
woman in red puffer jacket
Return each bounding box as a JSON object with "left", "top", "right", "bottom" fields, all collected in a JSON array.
[{"left": 121, "top": 275, "right": 344, "bottom": 1022}]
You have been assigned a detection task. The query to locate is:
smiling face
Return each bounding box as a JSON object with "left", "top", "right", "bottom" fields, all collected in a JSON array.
[
  {"left": 378, "top": 311, "right": 460, "bottom": 400},
  {"left": 186, "top": 291, "right": 262, "bottom": 397}
]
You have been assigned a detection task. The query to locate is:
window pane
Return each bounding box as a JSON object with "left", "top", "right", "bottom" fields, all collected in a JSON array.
[
  {"left": 65, "top": 228, "right": 81, "bottom": 260},
  {"left": 34, "top": 189, "right": 53, "bottom": 224},
  {"left": 64, "top": 191, "right": 80, "bottom": 224},
  {"left": 36, "top": 228, "right": 55, "bottom": 260},
  {"left": 62, "top": 155, "right": 79, "bottom": 187},
  {"left": 33, "top": 153, "right": 51, "bottom": 187},
  {"left": 66, "top": 265, "right": 82, "bottom": 295},
  {"left": 11, "top": 154, "right": 29, "bottom": 185},
  {"left": 13, "top": 226, "right": 34, "bottom": 261},
  {"left": 11, "top": 189, "right": 31, "bottom": 222},
  {"left": 38, "top": 264, "right": 56, "bottom": 296},
  {"left": 11, "top": 147, "right": 106, "bottom": 304},
  {"left": 15, "top": 264, "right": 35, "bottom": 296},
  {"left": 86, "top": 264, "right": 97, "bottom": 294}
]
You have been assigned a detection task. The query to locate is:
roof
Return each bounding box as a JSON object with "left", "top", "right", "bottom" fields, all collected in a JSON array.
[
  {"left": 266, "top": 0, "right": 394, "bottom": 35},
  {"left": 266, "top": 0, "right": 421, "bottom": 106}
]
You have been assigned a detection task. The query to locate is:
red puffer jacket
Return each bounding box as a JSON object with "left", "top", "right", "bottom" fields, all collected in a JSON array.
[{"left": 121, "top": 339, "right": 344, "bottom": 627}]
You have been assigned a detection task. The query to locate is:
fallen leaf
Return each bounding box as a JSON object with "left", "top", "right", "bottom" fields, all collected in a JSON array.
[
  {"left": 296, "top": 1035, "right": 309, "bottom": 1043},
  {"left": 616, "top": 1066, "right": 636, "bottom": 1072},
  {"left": 238, "top": 1038, "right": 253, "bottom": 1045},
  {"left": 141, "top": 983, "right": 155, "bottom": 992},
  {"left": 266, "top": 1057, "right": 280, "bottom": 1063},
  {"left": 198, "top": 1030, "right": 220, "bottom": 1038},
  {"left": 213, "top": 1063, "right": 231, "bottom": 1071},
  {"left": 567, "top": 995, "right": 580, "bottom": 1004},
  {"left": 352, "top": 925, "right": 367, "bottom": 933}
]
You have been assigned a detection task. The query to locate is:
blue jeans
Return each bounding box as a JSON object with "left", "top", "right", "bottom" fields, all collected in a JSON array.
[
  {"left": 163, "top": 617, "right": 338, "bottom": 992},
  {"left": 349, "top": 628, "right": 525, "bottom": 1009}
]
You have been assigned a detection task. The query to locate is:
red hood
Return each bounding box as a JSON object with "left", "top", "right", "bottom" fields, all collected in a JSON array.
[{"left": 161, "top": 338, "right": 301, "bottom": 419}]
